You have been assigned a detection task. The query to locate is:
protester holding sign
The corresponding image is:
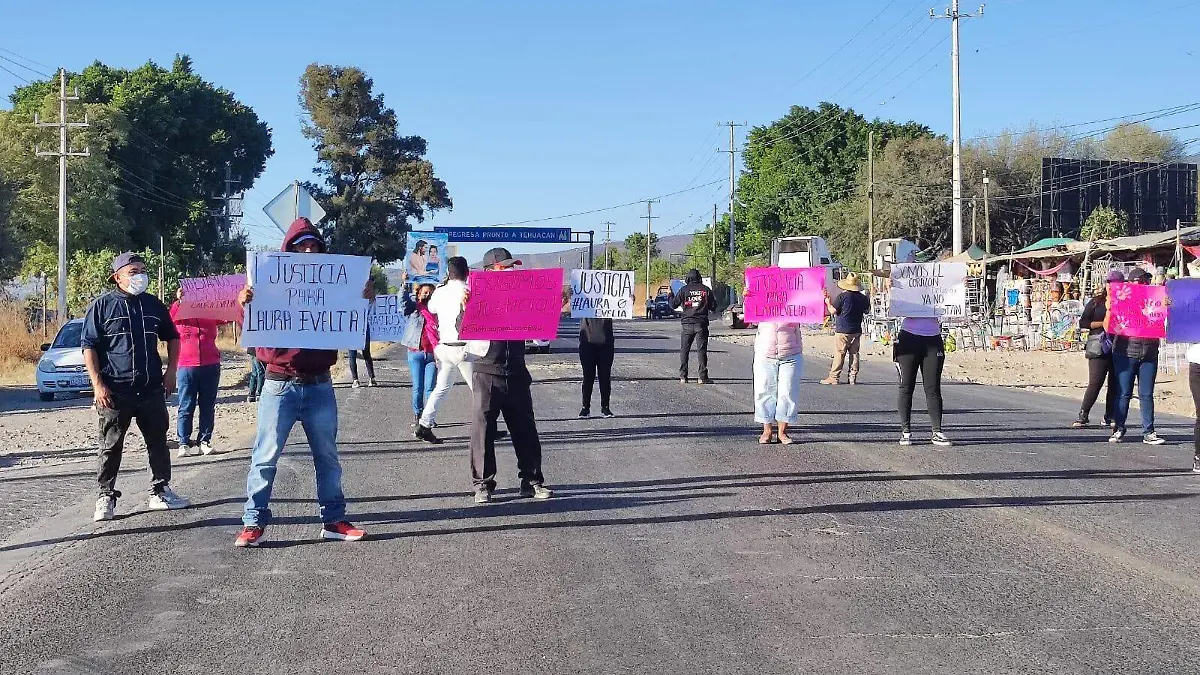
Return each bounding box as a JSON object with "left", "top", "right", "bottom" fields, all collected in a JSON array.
[
  {"left": 418, "top": 256, "right": 474, "bottom": 434},
  {"left": 401, "top": 280, "right": 441, "bottom": 443},
  {"left": 1104, "top": 270, "right": 1167, "bottom": 445},
  {"left": 887, "top": 259, "right": 954, "bottom": 447},
  {"left": 233, "top": 217, "right": 372, "bottom": 548},
  {"left": 578, "top": 318, "right": 615, "bottom": 418},
  {"left": 1073, "top": 270, "right": 1123, "bottom": 430},
  {"left": 753, "top": 321, "right": 805, "bottom": 445},
  {"left": 170, "top": 288, "right": 225, "bottom": 457},
  {"left": 570, "top": 269, "right": 636, "bottom": 320},
  {"left": 670, "top": 269, "right": 715, "bottom": 384}
]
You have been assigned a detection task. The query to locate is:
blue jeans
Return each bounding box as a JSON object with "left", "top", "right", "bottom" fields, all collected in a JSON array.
[
  {"left": 753, "top": 354, "right": 803, "bottom": 424},
  {"left": 243, "top": 378, "right": 345, "bottom": 527},
  {"left": 408, "top": 351, "right": 437, "bottom": 416},
  {"left": 177, "top": 364, "right": 220, "bottom": 445},
  {"left": 1112, "top": 352, "right": 1158, "bottom": 435},
  {"left": 247, "top": 359, "right": 265, "bottom": 397}
]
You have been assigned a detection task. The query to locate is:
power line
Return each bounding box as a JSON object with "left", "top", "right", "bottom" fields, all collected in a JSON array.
[
  {"left": 0, "top": 52, "right": 52, "bottom": 79},
  {"left": 476, "top": 178, "right": 727, "bottom": 227},
  {"left": 0, "top": 46, "right": 53, "bottom": 72},
  {"left": 789, "top": 0, "right": 904, "bottom": 88}
]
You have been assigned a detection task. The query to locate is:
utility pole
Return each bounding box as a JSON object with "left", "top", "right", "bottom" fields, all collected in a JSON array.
[
  {"left": 710, "top": 204, "right": 718, "bottom": 286},
  {"left": 159, "top": 235, "right": 165, "bottom": 299},
  {"left": 601, "top": 221, "right": 615, "bottom": 270},
  {"left": 643, "top": 199, "right": 659, "bottom": 311},
  {"left": 211, "top": 161, "right": 242, "bottom": 238},
  {"left": 982, "top": 169, "right": 991, "bottom": 254},
  {"left": 719, "top": 122, "right": 745, "bottom": 264},
  {"left": 933, "top": 2, "right": 983, "bottom": 256},
  {"left": 41, "top": 273, "right": 48, "bottom": 338},
  {"left": 867, "top": 130, "right": 875, "bottom": 270},
  {"left": 971, "top": 196, "right": 978, "bottom": 246},
  {"left": 35, "top": 68, "right": 89, "bottom": 322}
]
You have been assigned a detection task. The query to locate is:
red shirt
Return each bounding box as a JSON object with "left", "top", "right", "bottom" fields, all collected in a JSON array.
[{"left": 169, "top": 303, "right": 223, "bottom": 367}]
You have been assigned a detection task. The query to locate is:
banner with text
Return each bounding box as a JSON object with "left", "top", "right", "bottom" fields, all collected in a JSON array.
[
  {"left": 570, "top": 269, "right": 635, "bottom": 319},
  {"left": 242, "top": 251, "right": 372, "bottom": 350},
  {"left": 175, "top": 274, "right": 245, "bottom": 322},
  {"left": 888, "top": 263, "right": 968, "bottom": 318},
  {"left": 459, "top": 268, "right": 563, "bottom": 341},
  {"left": 368, "top": 294, "right": 407, "bottom": 342},
  {"left": 742, "top": 267, "right": 826, "bottom": 324},
  {"left": 1167, "top": 279, "right": 1200, "bottom": 342},
  {"left": 405, "top": 231, "right": 449, "bottom": 286},
  {"left": 1109, "top": 281, "right": 1167, "bottom": 339}
]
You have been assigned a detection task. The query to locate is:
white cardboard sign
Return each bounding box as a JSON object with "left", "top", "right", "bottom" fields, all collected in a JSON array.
[
  {"left": 887, "top": 262, "right": 968, "bottom": 319},
  {"left": 242, "top": 251, "right": 372, "bottom": 350},
  {"left": 569, "top": 269, "right": 635, "bottom": 319}
]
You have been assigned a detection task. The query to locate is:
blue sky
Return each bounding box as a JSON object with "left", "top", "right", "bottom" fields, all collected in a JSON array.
[{"left": 2, "top": 0, "right": 1197, "bottom": 263}]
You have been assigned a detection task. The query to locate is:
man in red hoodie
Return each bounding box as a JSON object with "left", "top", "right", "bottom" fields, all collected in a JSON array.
[{"left": 233, "top": 217, "right": 371, "bottom": 548}]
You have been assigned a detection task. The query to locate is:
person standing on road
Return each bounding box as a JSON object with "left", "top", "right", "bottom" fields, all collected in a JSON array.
[
  {"left": 1073, "top": 270, "right": 1122, "bottom": 429},
  {"left": 346, "top": 323, "right": 377, "bottom": 388},
  {"left": 418, "top": 256, "right": 473, "bottom": 436},
  {"left": 1105, "top": 268, "right": 1166, "bottom": 445},
  {"left": 170, "top": 288, "right": 224, "bottom": 457},
  {"left": 753, "top": 321, "right": 804, "bottom": 445},
  {"left": 670, "top": 269, "right": 715, "bottom": 384},
  {"left": 467, "top": 247, "right": 553, "bottom": 504},
  {"left": 820, "top": 273, "right": 869, "bottom": 385},
  {"left": 402, "top": 279, "right": 442, "bottom": 443},
  {"left": 578, "top": 318, "right": 615, "bottom": 418},
  {"left": 83, "top": 251, "right": 191, "bottom": 522},
  {"left": 233, "top": 217, "right": 371, "bottom": 547},
  {"left": 893, "top": 314, "right": 952, "bottom": 448}
]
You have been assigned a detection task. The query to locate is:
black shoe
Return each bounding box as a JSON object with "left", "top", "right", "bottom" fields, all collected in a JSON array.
[
  {"left": 519, "top": 482, "right": 553, "bottom": 499},
  {"left": 1193, "top": 455, "right": 1200, "bottom": 474},
  {"left": 579, "top": 407, "right": 590, "bottom": 418},
  {"left": 415, "top": 425, "right": 443, "bottom": 444},
  {"left": 600, "top": 407, "right": 615, "bottom": 418}
]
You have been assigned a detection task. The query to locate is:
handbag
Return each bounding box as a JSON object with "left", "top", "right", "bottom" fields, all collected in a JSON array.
[{"left": 1084, "top": 332, "right": 1111, "bottom": 359}]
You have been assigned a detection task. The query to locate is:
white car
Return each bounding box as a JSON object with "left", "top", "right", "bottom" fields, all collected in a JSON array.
[
  {"left": 35, "top": 319, "right": 91, "bottom": 402},
  {"left": 525, "top": 339, "right": 551, "bottom": 354}
]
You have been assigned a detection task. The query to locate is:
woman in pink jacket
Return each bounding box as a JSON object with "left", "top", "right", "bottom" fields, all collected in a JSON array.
[
  {"left": 753, "top": 322, "right": 805, "bottom": 444},
  {"left": 170, "top": 289, "right": 225, "bottom": 457}
]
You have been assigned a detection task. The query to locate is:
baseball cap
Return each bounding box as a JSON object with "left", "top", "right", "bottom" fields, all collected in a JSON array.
[
  {"left": 1105, "top": 269, "right": 1126, "bottom": 283},
  {"left": 111, "top": 252, "right": 145, "bottom": 274},
  {"left": 1126, "top": 268, "right": 1152, "bottom": 283},
  {"left": 481, "top": 247, "right": 521, "bottom": 268}
]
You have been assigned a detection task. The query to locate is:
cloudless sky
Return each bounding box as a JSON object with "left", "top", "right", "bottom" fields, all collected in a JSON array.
[{"left": 2, "top": 0, "right": 1198, "bottom": 263}]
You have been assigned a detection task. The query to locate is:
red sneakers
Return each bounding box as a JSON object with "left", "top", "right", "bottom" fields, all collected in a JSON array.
[
  {"left": 235, "top": 526, "right": 265, "bottom": 548},
  {"left": 321, "top": 521, "right": 366, "bottom": 542}
]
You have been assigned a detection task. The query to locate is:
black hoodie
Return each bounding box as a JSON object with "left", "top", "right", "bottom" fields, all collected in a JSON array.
[{"left": 669, "top": 270, "right": 715, "bottom": 325}]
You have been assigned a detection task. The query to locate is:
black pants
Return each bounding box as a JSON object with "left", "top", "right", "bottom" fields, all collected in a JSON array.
[
  {"left": 1190, "top": 364, "right": 1200, "bottom": 458},
  {"left": 579, "top": 342, "right": 614, "bottom": 408},
  {"left": 1079, "top": 356, "right": 1116, "bottom": 423},
  {"left": 96, "top": 389, "right": 172, "bottom": 497},
  {"left": 470, "top": 370, "right": 545, "bottom": 490},
  {"left": 893, "top": 331, "right": 945, "bottom": 432},
  {"left": 680, "top": 323, "right": 709, "bottom": 380},
  {"left": 347, "top": 345, "right": 375, "bottom": 381}
]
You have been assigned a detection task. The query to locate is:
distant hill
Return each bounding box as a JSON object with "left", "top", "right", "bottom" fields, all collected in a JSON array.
[{"left": 471, "top": 233, "right": 698, "bottom": 270}]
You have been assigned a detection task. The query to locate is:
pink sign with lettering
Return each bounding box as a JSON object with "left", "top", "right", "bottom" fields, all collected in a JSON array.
[
  {"left": 175, "top": 274, "right": 246, "bottom": 323},
  {"left": 743, "top": 267, "right": 826, "bottom": 324},
  {"left": 458, "top": 268, "right": 564, "bottom": 341},
  {"left": 1108, "top": 282, "right": 1167, "bottom": 339}
]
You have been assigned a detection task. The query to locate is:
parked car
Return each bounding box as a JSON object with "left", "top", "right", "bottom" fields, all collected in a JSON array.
[
  {"left": 35, "top": 319, "right": 90, "bottom": 402},
  {"left": 525, "top": 338, "right": 551, "bottom": 354}
]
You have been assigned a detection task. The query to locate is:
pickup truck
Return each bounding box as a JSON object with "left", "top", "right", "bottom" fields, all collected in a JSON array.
[{"left": 645, "top": 286, "right": 676, "bottom": 320}]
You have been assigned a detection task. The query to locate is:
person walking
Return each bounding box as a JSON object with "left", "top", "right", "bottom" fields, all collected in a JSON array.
[
  {"left": 346, "top": 324, "right": 377, "bottom": 388},
  {"left": 402, "top": 280, "right": 442, "bottom": 443},
  {"left": 82, "top": 252, "right": 191, "bottom": 522},
  {"left": 578, "top": 318, "right": 615, "bottom": 418},
  {"left": 1072, "top": 270, "right": 1123, "bottom": 429},
  {"left": 233, "top": 217, "right": 371, "bottom": 547},
  {"left": 820, "top": 273, "right": 869, "bottom": 385},
  {"left": 418, "top": 256, "right": 474, "bottom": 435},
  {"left": 246, "top": 347, "right": 265, "bottom": 403},
  {"left": 1105, "top": 268, "right": 1166, "bottom": 445},
  {"left": 670, "top": 269, "right": 715, "bottom": 384},
  {"left": 467, "top": 247, "right": 553, "bottom": 504},
  {"left": 170, "top": 288, "right": 224, "bottom": 457},
  {"left": 753, "top": 321, "right": 804, "bottom": 445}
]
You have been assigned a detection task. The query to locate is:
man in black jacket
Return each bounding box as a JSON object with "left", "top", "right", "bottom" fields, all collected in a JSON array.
[
  {"left": 670, "top": 269, "right": 715, "bottom": 384},
  {"left": 468, "top": 247, "right": 554, "bottom": 504}
]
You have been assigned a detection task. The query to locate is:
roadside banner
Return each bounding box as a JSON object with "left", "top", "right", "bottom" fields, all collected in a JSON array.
[
  {"left": 405, "top": 231, "right": 449, "bottom": 286},
  {"left": 887, "top": 262, "right": 968, "bottom": 318},
  {"left": 459, "top": 268, "right": 563, "bottom": 340},
  {"left": 1167, "top": 279, "right": 1200, "bottom": 342},
  {"left": 570, "top": 269, "right": 635, "bottom": 319},
  {"left": 742, "top": 267, "right": 826, "bottom": 324},
  {"left": 241, "top": 251, "right": 372, "bottom": 350},
  {"left": 1108, "top": 281, "right": 1167, "bottom": 339},
  {"left": 175, "top": 274, "right": 245, "bottom": 322},
  {"left": 368, "top": 294, "right": 407, "bottom": 342}
]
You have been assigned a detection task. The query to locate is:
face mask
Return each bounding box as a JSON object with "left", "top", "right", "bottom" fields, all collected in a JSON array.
[{"left": 127, "top": 273, "right": 150, "bottom": 295}]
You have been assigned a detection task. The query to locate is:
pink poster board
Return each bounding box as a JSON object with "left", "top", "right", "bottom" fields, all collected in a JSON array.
[
  {"left": 175, "top": 274, "right": 245, "bottom": 322},
  {"left": 458, "top": 268, "right": 563, "bottom": 340},
  {"left": 1108, "top": 282, "right": 1167, "bottom": 339},
  {"left": 743, "top": 267, "right": 826, "bottom": 324}
]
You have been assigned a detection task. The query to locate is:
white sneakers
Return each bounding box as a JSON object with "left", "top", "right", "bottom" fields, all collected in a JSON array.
[
  {"left": 93, "top": 496, "right": 116, "bottom": 522},
  {"left": 148, "top": 487, "right": 192, "bottom": 511},
  {"left": 178, "top": 442, "right": 216, "bottom": 458},
  {"left": 199, "top": 441, "right": 215, "bottom": 455}
]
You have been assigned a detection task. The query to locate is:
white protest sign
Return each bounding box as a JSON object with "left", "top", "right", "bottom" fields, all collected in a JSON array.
[
  {"left": 887, "top": 262, "right": 968, "bottom": 319},
  {"left": 569, "top": 269, "right": 636, "bottom": 319},
  {"left": 242, "top": 251, "right": 372, "bottom": 350},
  {"left": 369, "top": 294, "right": 407, "bottom": 342}
]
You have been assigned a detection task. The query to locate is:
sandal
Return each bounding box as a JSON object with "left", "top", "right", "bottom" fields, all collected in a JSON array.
[
  {"left": 779, "top": 433, "right": 795, "bottom": 445},
  {"left": 759, "top": 432, "right": 774, "bottom": 445}
]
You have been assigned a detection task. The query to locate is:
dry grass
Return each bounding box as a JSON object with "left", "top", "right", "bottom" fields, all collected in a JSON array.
[{"left": 0, "top": 303, "right": 54, "bottom": 386}]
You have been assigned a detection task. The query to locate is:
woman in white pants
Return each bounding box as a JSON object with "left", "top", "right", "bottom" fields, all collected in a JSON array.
[{"left": 753, "top": 321, "right": 804, "bottom": 444}]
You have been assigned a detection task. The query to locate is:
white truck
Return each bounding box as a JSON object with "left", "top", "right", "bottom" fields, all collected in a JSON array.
[{"left": 723, "top": 236, "right": 844, "bottom": 329}]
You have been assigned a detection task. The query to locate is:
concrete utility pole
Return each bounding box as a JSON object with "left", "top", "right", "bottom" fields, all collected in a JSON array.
[
  {"left": 601, "top": 221, "right": 614, "bottom": 270},
  {"left": 710, "top": 204, "right": 718, "bottom": 286},
  {"left": 720, "top": 122, "right": 745, "bottom": 264},
  {"left": 867, "top": 130, "right": 875, "bottom": 269},
  {"left": 159, "top": 235, "right": 165, "bottom": 299},
  {"left": 643, "top": 199, "right": 659, "bottom": 310},
  {"left": 35, "top": 68, "right": 89, "bottom": 322},
  {"left": 933, "top": 1, "right": 983, "bottom": 256},
  {"left": 982, "top": 169, "right": 991, "bottom": 254}
]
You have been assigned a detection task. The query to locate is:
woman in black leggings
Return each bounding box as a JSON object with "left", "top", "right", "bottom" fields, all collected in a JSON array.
[
  {"left": 579, "top": 318, "right": 615, "bottom": 418},
  {"left": 893, "top": 316, "right": 952, "bottom": 447},
  {"left": 1073, "top": 272, "right": 1122, "bottom": 428}
]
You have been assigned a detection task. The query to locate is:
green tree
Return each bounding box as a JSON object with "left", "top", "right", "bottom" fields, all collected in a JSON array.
[
  {"left": 619, "top": 232, "right": 660, "bottom": 269},
  {"left": 1080, "top": 206, "right": 1129, "bottom": 241},
  {"left": 298, "top": 64, "right": 452, "bottom": 264},
  {"left": 1101, "top": 122, "right": 1185, "bottom": 163}
]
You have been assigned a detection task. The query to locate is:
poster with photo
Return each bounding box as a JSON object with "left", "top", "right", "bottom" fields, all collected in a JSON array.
[{"left": 405, "top": 231, "right": 449, "bottom": 286}]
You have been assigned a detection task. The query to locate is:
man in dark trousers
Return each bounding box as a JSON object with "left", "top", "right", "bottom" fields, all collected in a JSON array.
[
  {"left": 83, "top": 251, "right": 191, "bottom": 522},
  {"left": 468, "top": 247, "right": 553, "bottom": 504},
  {"left": 670, "top": 269, "right": 715, "bottom": 384}
]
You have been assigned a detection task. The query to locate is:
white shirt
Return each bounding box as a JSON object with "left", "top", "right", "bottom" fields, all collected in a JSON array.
[
  {"left": 427, "top": 279, "right": 467, "bottom": 343},
  {"left": 1187, "top": 343, "right": 1200, "bottom": 364}
]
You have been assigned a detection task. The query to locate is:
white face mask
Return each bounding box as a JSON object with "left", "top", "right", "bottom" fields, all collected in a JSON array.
[{"left": 127, "top": 273, "right": 150, "bottom": 295}]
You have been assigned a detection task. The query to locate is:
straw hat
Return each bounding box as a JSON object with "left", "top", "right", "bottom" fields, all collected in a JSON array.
[{"left": 836, "top": 272, "right": 861, "bottom": 292}]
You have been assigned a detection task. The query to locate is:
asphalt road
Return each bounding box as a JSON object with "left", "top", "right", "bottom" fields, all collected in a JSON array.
[{"left": 2, "top": 319, "right": 1199, "bottom": 674}]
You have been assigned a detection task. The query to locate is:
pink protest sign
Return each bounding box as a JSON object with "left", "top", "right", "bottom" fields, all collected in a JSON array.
[
  {"left": 458, "top": 268, "right": 564, "bottom": 340},
  {"left": 743, "top": 267, "right": 826, "bottom": 324},
  {"left": 175, "top": 274, "right": 246, "bottom": 323},
  {"left": 1108, "top": 281, "right": 1167, "bottom": 339}
]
